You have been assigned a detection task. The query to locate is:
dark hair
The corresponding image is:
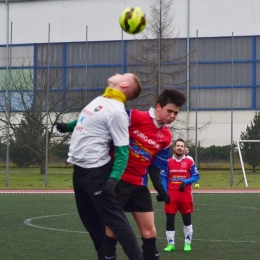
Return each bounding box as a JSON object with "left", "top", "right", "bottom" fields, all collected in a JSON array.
[
  {"left": 173, "top": 138, "right": 185, "bottom": 147},
  {"left": 156, "top": 89, "right": 186, "bottom": 108}
]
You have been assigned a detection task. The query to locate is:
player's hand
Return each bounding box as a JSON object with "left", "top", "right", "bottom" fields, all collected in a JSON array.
[
  {"left": 156, "top": 194, "right": 170, "bottom": 204},
  {"left": 54, "top": 122, "right": 68, "bottom": 133},
  {"left": 179, "top": 182, "right": 186, "bottom": 192},
  {"left": 101, "top": 178, "right": 117, "bottom": 196},
  {"left": 164, "top": 194, "right": 170, "bottom": 204},
  {"left": 156, "top": 194, "right": 164, "bottom": 202}
]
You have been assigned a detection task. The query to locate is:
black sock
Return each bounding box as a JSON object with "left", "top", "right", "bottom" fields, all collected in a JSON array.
[
  {"left": 141, "top": 237, "right": 159, "bottom": 260},
  {"left": 101, "top": 235, "right": 117, "bottom": 259}
]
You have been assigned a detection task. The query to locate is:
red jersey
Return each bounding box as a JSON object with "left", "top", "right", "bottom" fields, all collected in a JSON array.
[
  {"left": 167, "top": 155, "right": 195, "bottom": 193},
  {"left": 162, "top": 155, "right": 200, "bottom": 195},
  {"left": 120, "top": 109, "right": 172, "bottom": 186},
  {"left": 163, "top": 155, "right": 200, "bottom": 213}
]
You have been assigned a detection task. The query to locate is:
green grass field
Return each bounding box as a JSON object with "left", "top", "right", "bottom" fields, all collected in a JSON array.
[
  {"left": 1, "top": 167, "right": 260, "bottom": 189},
  {"left": 1, "top": 193, "right": 260, "bottom": 260}
]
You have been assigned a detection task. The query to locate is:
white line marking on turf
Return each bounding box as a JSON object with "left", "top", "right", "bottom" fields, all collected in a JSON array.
[
  {"left": 24, "top": 213, "right": 260, "bottom": 244},
  {"left": 190, "top": 238, "right": 260, "bottom": 244},
  {"left": 195, "top": 203, "right": 260, "bottom": 210},
  {"left": 24, "top": 213, "right": 87, "bottom": 234}
]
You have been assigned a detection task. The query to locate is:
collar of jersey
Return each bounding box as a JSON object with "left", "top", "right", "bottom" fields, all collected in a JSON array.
[
  {"left": 103, "top": 87, "right": 126, "bottom": 103},
  {"left": 149, "top": 107, "right": 164, "bottom": 128},
  {"left": 172, "top": 154, "right": 185, "bottom": 161}
]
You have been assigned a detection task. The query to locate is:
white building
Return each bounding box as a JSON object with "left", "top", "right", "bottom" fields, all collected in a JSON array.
[{"left": 0, "top": 0, "right": 260, "bottom": 147}]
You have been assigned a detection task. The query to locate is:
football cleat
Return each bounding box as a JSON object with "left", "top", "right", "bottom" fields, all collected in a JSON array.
[
  {"left": 184, "top": 243, "right": 191, "bottom": 252},
  {"left": 164, "top": 244, "right": 175, "bottom": 252}
]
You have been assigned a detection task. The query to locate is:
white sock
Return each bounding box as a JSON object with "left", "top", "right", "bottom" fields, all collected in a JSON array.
[
  {"left": 166, "top": 230, "right": 175, "bottom": 245},
  {"left": 183, "top": 224, "right": 193, "bottom": 244}
]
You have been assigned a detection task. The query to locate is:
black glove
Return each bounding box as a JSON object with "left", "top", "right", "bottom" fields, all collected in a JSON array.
[
  {"left": 156, "top": 194, "right": 164, "bottom": 202},
  {"left": 164, "top": 194, "right": 170, "bottom": 204},
  {"left": 101, "top": 178, "right": 118, "bottom": 196},
  {"left": 156, "top": 194, "right": 170, "bottom": 204},
  {"left": 179, "top": 182, "right": 186, "bottom": 192},
  {"left": 54, "top": 122, "right": 68, "bottom": 133}
]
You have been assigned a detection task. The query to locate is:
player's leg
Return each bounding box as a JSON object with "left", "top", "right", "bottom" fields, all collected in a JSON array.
[
  {"left": 180, "top": 202, "right": 194, "bottom": 252},
  {"left": 132, "top": 211, "right": 159, "bottom": 260},
  {"left": 127, "top": 187, "right": 159, "bottom": 260},
  {"left": 164, "top": 199, "right": 177, "bottom": 252},
  {"left": 90, "top": 182, "right": 143, "bottom": 260},
  {"left": 164, "top": 213, "right": 176, "bottom": 251},
  {"left": 101, "top": 227, "right": 117, "bottom": 260},
  {"left": 73, "top": 165, "right": 105, "bottom": 260},
  {"left": 101, "top": 180, "right": 136, "bottom": 260},
  {"left": 182, "top": 213, "right": 193, "bottom": 251}
]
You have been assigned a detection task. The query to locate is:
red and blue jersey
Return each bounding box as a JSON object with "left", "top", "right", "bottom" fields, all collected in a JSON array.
[
  {"left": 120, "top": 108, "right": 172, "bottom": 186},
  {"left": 161, "top": 155, "right": 200, "bottom": 194}
]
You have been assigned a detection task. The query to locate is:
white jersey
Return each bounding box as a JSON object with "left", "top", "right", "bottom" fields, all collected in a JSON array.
[{"left": 67, "top": 96, "right": 129, "bottom": 168}]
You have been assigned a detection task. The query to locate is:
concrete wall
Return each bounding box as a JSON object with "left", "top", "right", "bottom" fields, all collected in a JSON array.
[
  {"left": 0, "top": 110, "right": 256, "bottom": 147},
  {"left": 175, "top": 110, "right": 257, "bottom": 147}
]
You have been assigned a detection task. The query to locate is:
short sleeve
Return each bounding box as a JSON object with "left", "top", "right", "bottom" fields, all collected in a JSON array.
[{"left": 109, "top": 111, "right": 130, "bottom": 146}]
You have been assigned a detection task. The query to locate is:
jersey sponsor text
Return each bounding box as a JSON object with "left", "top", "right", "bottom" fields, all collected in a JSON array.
[{"left": 133, "top": 130, "right": 160, "bottom": 149}]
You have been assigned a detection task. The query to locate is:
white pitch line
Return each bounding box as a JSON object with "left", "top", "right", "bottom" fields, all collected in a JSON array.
[
  {"left": 187, "top": 238, "right": 260, "bottom": 244},
  {"left": 195, "top": 203, "right": 260, "bottom": 210},
  {"left": 24, "top": 213, "right": 87, "bottom": 234},
  {"left": 24, "top": 213, "right": 260, "bottom": 244}
]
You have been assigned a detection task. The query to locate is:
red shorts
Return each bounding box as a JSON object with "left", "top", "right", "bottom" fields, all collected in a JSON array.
[{"left": 164, "top": 191, "right": 194, "bottom": 214}]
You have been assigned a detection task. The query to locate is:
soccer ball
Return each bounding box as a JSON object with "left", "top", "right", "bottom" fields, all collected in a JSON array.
[{"left": 119, "top": 7, "right": 146, "bottom": 34}]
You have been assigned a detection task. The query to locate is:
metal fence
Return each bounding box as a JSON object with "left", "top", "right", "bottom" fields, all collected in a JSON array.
[{"left": 1, "top": 32, "right": 260, "bottom": 186}]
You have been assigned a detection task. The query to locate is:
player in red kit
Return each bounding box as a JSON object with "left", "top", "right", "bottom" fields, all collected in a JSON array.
[
  {"left": 55, "top": 89, "right": 187, "bottom": 260},
  {"left": 160, "top": 138, "right": 200, "bottom": 252}
]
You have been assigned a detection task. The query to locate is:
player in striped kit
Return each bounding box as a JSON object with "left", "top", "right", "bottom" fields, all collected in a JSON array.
[{"left": 160, "top": 138, "right": 200, "bottom": 252}]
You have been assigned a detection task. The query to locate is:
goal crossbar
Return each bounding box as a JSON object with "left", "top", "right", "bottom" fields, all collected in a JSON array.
[{"left": 236, "top": 140, "right": 260, "bottom": 187}]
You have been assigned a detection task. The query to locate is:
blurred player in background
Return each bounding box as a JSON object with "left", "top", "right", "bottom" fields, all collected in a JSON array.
[
  {"left": 160, "top": 138, "right": 200, "bottom": 252},
  {"left": 184, "top": 147, "right": 190, "bottom": 156},
  {"left": 185, "top": 147, "right": 200, "bottom": 188},
  {"left": 184, "top": 147, "right": 193, "bottom": 161},
  {"left": 55, "top": 88, "right": 186, "bottom": 260},
  {"left": 65, "top": 73, "right": 143, "bottom": 260}
]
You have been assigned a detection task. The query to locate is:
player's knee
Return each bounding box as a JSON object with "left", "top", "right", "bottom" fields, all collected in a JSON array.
[
  {"left": 105, "top": 226, "right": 116, "bottom": 238},
  {"left": 141, "top": 225, "right": 157, "bottom": 238}
]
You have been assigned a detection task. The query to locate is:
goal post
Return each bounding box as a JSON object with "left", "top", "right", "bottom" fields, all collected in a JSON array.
[{"left": 236, "top": 140, "right": 260, "bottom": 187}]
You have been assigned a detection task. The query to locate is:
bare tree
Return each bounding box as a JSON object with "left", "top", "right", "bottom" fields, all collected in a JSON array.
[
  {"left": 126, "top": 0, "right": 190, "bottom": 110},
  {"left": 125, "top": 0, "right": 209, "bottom": 147},
  {"left": 0, "top": 65, "right": 89, "bottom": 174},
  {"left": 168, "top": 118, "right": 211, "bottom": 146}
]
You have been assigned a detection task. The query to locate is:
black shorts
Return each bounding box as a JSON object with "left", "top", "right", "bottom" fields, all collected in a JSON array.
[{"left": 116, "top": 180, "right": 153, "bottom": 212}]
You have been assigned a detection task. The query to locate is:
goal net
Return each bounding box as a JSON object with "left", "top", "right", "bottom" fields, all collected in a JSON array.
[{"left": 236, "top": 140, "right": 260, "bottom": 187}]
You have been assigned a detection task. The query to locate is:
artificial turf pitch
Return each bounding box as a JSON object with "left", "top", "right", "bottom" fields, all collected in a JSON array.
[{"left": 1, "top": 193, "right": 259, "bottom": 260}]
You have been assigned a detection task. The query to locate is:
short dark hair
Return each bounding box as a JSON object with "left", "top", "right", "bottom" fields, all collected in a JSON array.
[
  {"left": 156, "top": 89, "right": 186, "bottom": 108},
  {"left": 174, "top": 138, "right": 185, "bottom": 147}
]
